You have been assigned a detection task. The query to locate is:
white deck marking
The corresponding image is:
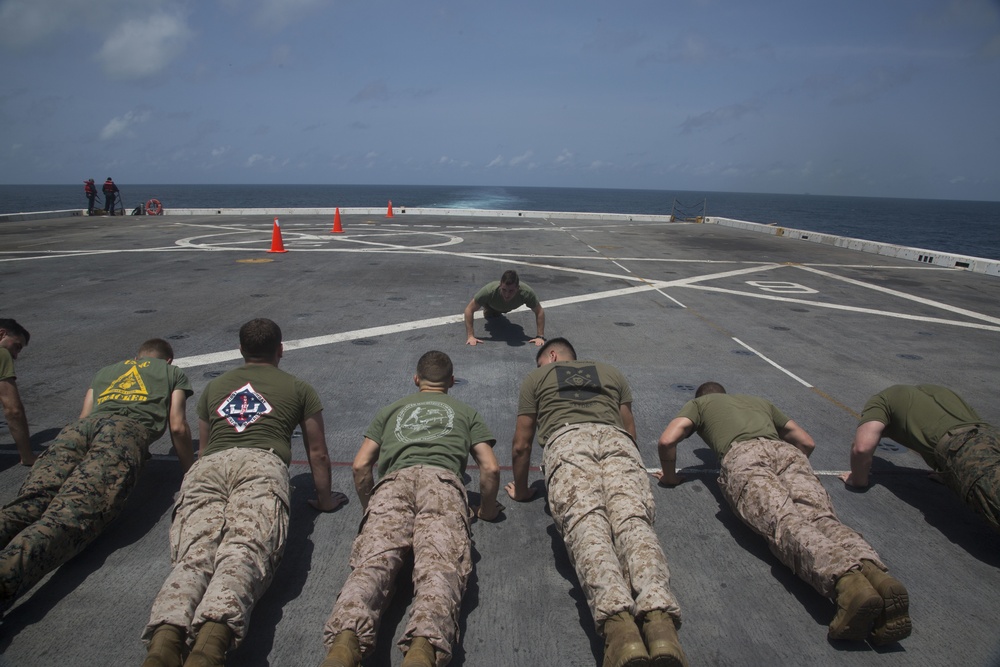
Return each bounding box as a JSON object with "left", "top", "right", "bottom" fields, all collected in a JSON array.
[
  {"left": 795, "top": 264, "right": 1000, "bottom": 326},
  {"left": 175, "top": 264, "right": 786, "bottom": 368},
  {"left": 682, "top": 284, "right": 1000, "bottom": 332},
  {"left": 732, "top": 337, "right": 814, "bottom": 387}
]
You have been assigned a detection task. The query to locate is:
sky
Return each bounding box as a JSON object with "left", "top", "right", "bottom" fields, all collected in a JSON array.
[{"left": 1, "top": 0, "right": 999, "bottom": 201}]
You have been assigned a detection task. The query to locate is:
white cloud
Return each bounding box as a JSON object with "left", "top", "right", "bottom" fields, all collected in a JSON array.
[
  {"left": 99, "top": 109, "right": 151, "bottom": 140},
  {"left": 97, "top": 12, "right": 193, "bottom": 79},
  {"left": 486, "top": 155, "right": 504, "bottom": 168},
  {"left": 554, "top": 149, "right": 575, "bottom": 166},
  {"left": 509, "top": 150, "right": 534, "bottom": 166},
  {"left": 247, "top": 153, "right": 268, "bottom": 167}
]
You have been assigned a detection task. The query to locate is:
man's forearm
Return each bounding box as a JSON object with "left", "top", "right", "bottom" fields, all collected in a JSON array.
[
  {"left": 311, "top": 460, "right": 333, "bottom": 504},
  {"left": 354, "top": 467, "right": 374, "bottom": 509},
  {"left": 848, "top": 451, "right": 872, "bottom": 487},
  {"left": 658, "top": 445, "right": 677, "bottom": 476},
  {"left": 479, "top": 470, "right": 500, "bottom": 512},
  {"left": 171, "top": 425, "right": 195, "bottom": 473},
  {"left": 534, "top": 308, "right": 545, "bottom": 338},
  {"left": 7, "top": 410, "right": 32, "bottom": 459},
  {"left": 464, "top": 307, "right": 476, "bottom": 337},
  {"left": 511, "top": 444, "right": 531, "bottom": 494}
]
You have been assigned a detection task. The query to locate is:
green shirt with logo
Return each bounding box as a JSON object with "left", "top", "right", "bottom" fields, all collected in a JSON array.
[
  {"left": 89, "top": 357, "right": 193, "bottom": 441},
  {"left": 367, "top": 392, "right": 494, "bottom": 478},
  {"left": 518, "top": 360, "right": 632, "bottom": 446},
  {"left": 198, "top": 364, "right": 322, "bottom": 465}
]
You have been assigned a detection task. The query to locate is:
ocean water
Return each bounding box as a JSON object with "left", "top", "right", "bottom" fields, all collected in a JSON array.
[{"left": 2, "top": 184, "right": 999, "bottom": 261}]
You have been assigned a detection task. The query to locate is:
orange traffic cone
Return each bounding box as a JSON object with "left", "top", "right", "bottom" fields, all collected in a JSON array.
[
  {"left": 331, "top": 208, "right": 344, "bottom": 233},
  {"left": 386, "top": 200, "right": 394, "bottom": 218},
  {"left": 268, "top": 217, "right": 288, "bottom": 253}
]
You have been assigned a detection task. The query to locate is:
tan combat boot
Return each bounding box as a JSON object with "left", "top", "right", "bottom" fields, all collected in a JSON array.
[
  {"left": 860, "top": 559, "right": 911, "bottom": 645},
  {"left": 401, "top": 636, "right": 436, "bottom": 667},
  {"left": 320, "top": 630, "right": 362, "bottom": 667},
  {"left": 642, "top": 611, "right": 689, "bottom": 667},
  {"left": 184, "top": 621, "right": 233, "bottom": 667},
  {"left": 828, "top": 570, "right": 883, "bottom": 641},
  {"left": 142, "top": 624, "right": 186, "bottom": 667},
  {"left": 603, "top": 611, "right": 650, "bottom": 667}
]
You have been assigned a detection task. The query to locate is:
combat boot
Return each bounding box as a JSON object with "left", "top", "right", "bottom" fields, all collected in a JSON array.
[
  {"left": 828, "top": 570, "right": 883, "bottom": 641},
  {"left": 142, "top": 624, "right": 186, "bottom": 667},
  {"left": 401, "top": 636, "right": 436, "bottom": 667},
  {"left": 320, "top": 630, "right": 362, "bottom": 667},
  {"left": 184, "top": 621, "right": 233, "bottom": 667},
  {"left": 603, "top": 611, "right": 650, "bottom": 667},
  {"left": 642, "top": 611, "right": 689, "bottom": 667},
  {"left": 860, "top": 559, "right": 911, "bottom": 645}
]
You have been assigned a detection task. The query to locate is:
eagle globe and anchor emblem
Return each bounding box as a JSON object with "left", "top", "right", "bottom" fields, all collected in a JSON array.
[{"left": 394, "top": 401, "right": 456, "bottom": 443}]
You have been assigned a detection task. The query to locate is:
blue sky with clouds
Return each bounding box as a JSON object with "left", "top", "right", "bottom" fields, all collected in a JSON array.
[{"left": 2, "top": 0, "right": 998, "bottom": 200}]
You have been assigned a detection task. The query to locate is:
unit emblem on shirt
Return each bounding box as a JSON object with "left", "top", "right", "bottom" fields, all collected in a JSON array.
[
  {"left": 97, "top": 365, "right": 149, "bottom": 405},
  {"left": 556, "top": 365, "right": 601, "bottom": 401},
  {"left": 216, "top": 382, "right": 272, "bottom": 433},
  {"left": 394, "top": 401, "right": 455, "bottom": 443}
]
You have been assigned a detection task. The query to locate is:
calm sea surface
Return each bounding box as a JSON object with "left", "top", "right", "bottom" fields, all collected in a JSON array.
[{"left": 2, "top": 184, "right": 999, "bottom": 260}]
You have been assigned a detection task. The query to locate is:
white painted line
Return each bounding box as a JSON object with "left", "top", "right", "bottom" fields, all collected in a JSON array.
[
  {"left": 683, "top": 284, "right": 1000, "bottom": 332},
  {"left": 175, "top": 264, "right": 788, "bottom": 368},
  {"left": 795, "top": 264, "right": 1000, "bottom": 326},
  {"left": 732, "top": 337, "right": 814, "bottom": 387}
]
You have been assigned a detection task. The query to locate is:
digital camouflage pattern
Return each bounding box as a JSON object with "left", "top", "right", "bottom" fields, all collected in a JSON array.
[
  {"left": 0, "top": 415, "right": 147, "bottom": 602},
  {"left": 143, "top": 448, "right": 289, "bottom": 647},
  {"left": 324, "top": 466, "right": 472, "bottom": 666},
  {"left": 543, "top": 423, "right": 682, "bottom": 633},
  {"left": 936, "top": 424, "right": 1000, "bottom": 532},
  {"left": 720, "top": 438, "right": 884, "bottom": 597}
]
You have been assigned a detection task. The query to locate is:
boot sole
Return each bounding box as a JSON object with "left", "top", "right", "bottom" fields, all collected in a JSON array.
[
  {"left": 648, "top": 639, "right": 688, "bottom": 667},
  {"left": 828, "top": 595, "right": 883, "bottom": 642},
  {"left": 869, "top": 582, "right": 911, "bottom": 645},
  {"left": 604, "top": 640, "right": 650, "bottom": 667},
  {"left": 650, "top": 653, "right": 687, "bottom": 667}
]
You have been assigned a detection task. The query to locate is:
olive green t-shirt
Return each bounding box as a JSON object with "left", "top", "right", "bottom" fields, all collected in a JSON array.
[
  {"left": 0, "top": 347, "right": 15, "bottom": 382},
  {"left": 366, "top": 391, "right": 495, "bottom": 478},
  {"left": 859, "top": 384, "right": 983, "bottom": 465},
  {"left": 518, "top": 360, "right": 632, "bottom": 446},
  {"left": 677, "top": 393, "right": 790, "bottom": 459},
  {"left": 198, "top": 364, "right": 322, "bottom": 465},
  {"left": 474, "top": 281, "right": 540, "bottom": 313},
  {"left": 90, "top": 357, "right": 193, "bottom": 441}
]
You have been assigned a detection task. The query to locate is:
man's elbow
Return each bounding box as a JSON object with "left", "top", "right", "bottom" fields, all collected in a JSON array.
[
  {"left": 479, "top": 458, "right": 500, "bottom": 479},
  {"left": 169, "top": 419, "right": 189, "bottom": 438}
]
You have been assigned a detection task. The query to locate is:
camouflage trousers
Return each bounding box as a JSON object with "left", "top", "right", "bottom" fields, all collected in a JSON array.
[
  {"left": 720, "top": 438, "right": 884, "bottom": 597},
  {"left": 0, "top": 414, "right": 147, "bottom": 602},
  {"left": 143, "top": 447, "right": 289, "bottom": 648},
  {"left": 936, "top": 424, "right": 1000, "bottom": 532},
  {"left": 324, "top": 466, "right": 471, "bottom": 667},
  {"left": 543, "top": 423, "right": 681, "bottom": 634}
]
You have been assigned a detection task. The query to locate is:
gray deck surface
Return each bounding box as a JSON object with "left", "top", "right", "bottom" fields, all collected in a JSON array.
[{"left": 1, "top": 211, "right": 999, "bottom": 666}]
